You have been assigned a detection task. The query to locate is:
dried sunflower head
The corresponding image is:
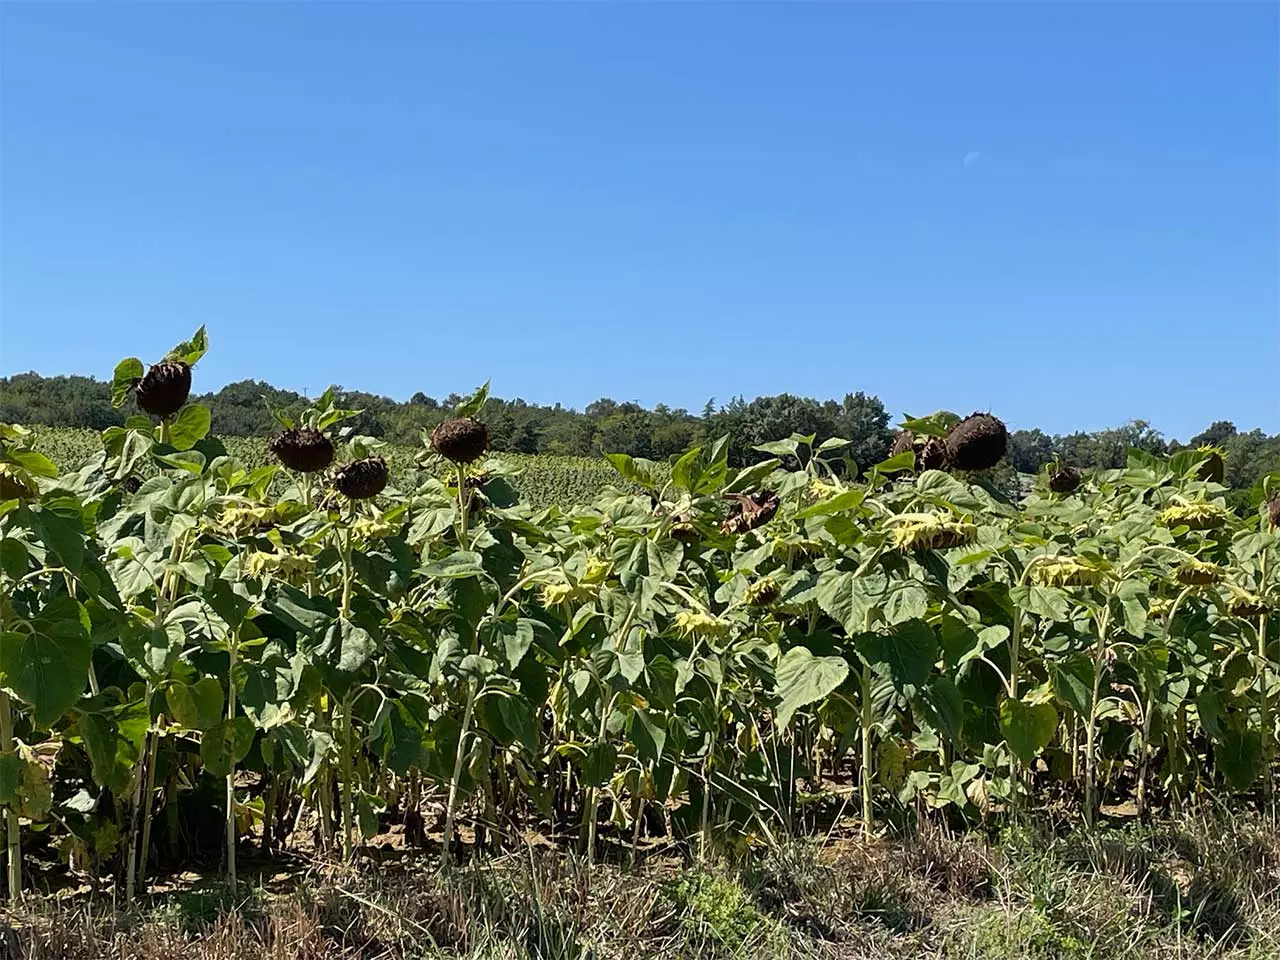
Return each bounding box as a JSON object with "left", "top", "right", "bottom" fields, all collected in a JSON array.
[
  {"left": 1031, "top": 557, "right": 1105, "bottom": 588},
  {"left": 245, "top": 551, "right": 315, "bottom": 581},
  {"left": 945, "top": 413, "right": 1007, "bottom": 472},
  {"left": 134, "top": 361, "right": 192, "bottom": 419},
  {"left": 1048, "top": 465, "right": 1083, "bottom": 494},
  {"left": 1267, "top": 495, "right": 1280, "bottom": 530},
  {"left": 744, "top": 578, "right": 780, "bottom": 607},
  {"left": 334, "top": 457, "right": 388, "bottom": 500},
  {"left": 430, "top": 418, "right": 490, "bottom": 465},
  {"left": 219, "top": 504, "right": 277, "bottom": 535},
  {"left": 351, "top": 517, "right": 398, "bottom": 540},
  {"left": 1194, "top": 446, "right": 1226, "bottom": 484},
  {"left": 1225, "top": 586, "right": 1269, "bottom": 618},
  {"left": 721, "top": 491, "right": 780, "bottom": 535},
  {"left": 807, "top": 477, "right": 842, "bottom": 501},
  {"left": 540, "top": 580, "right": 590, "bottom": 607},
  {"left": 673, "top": 610, "right": 731, "bottom": 638},
  {"left": 891, "top": 431, "right": 948, "bottom": 472},
  {"left": 0, "top": 464, "right": 37, "bottom": 502},
  {"left": 1175, "top": 559, "right": 1225, "bottom": 586},
  {"left": 268, "top": 427, "right": 335, "bottom": 474},
  {"left": 1159, "top": 503, "right": 1229, "bottom": 531},
  {"left": 671, "top": 519, "right": 701, "bottom": 544},
  {"left": 891, "top": 514, "right": 978, "bottom": 552}
]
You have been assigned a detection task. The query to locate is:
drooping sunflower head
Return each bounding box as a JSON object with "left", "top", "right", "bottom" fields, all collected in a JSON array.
[
  {"left": 134, "top": 361, "right": 192, "bottom": 419},
  {"left": 430, "top": 418, "right": 490, "bottom": 465},
  {"left": 1031, "top": 557, "right": 1105, "bottom": 588},
  {"left": 268, "top": 427, "right": 335, "bottom": 474},
  {"left": 744, "top": 578, "right": 781, "bottom": 608},
  {"left": 945, "top": 413, "right": 1008, "bottom": 472},
  {"left": 1194, "top": 446, "right": 1226, "bottom": 484},
  {"left": 673, "top": 610, "right": 731, "bottom": 638},
  {"left": 1175, "top": 559, "right": 1225, "bottom": 586},
  {"left": 891, "top": 514, "right": 979, "bottom": 552},
  {"left": 334, "top": 457, "right": 389, "bottom": 500},
  {"left": 1048, "top": 465, "right": 1083, "bottom": 494},
  {"left": 1159, "top": 503, "right": 1229, "bottom": 531}
]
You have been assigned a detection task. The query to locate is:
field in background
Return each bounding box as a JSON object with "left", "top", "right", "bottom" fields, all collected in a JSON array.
[{"left": 30, "top": 426, "right": 632, "bottom": 509}]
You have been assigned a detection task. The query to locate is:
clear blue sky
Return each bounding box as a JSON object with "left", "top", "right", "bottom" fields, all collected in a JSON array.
[{"left": 2, "top": 3, "right": 1276, "bottom": 439}]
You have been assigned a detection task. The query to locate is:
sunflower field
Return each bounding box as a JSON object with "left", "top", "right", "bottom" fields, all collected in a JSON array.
[{"left": 0, "top": 327, "right": 1276, "bottom": 907}]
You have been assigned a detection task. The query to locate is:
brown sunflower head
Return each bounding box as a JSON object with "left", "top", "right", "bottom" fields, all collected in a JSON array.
[
  {"left": 671, "top": 519, "right": 700, "bottom": 544},
  {"left": 945, "top": 413, "right": 1008, "bottom": 472},
  {"left": 744, "top": 578, "right": 780, "bottom": 607},
  {"left": 134, "top": 361, "right": 192, "bottom": 419},
  {"left": 1195, "top": 446, "right": 1226, "bottom": 484},
  {"left": 269, "top": 427, "right": 335, "bottom": 474},
  {"left": 891, "top": 431, "right": 948, "bottom": 472},
  {"left": 334, "top": 457, "right": 388, "bottom": 500},
  {"left": 721, "top": 491, "right": 780, "bottom": 535},
  {"left": 1048, "top": 465, "right": 1083, "bottom": 494},
  {"left": 0, "top": 467, "right": 36, "bottom": 502},
  {"left": 1267, "top": 495, "right": 1280, "bottom": 530},
  {"left": 890, "top": 431, "right": 915, "bottom": 458},
  {"left": 430, "top": 418, "right": 490, "bottom": 464}
]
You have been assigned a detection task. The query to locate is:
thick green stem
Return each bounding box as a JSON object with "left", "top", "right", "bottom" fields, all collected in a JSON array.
[
  {"left": 698, "top": 678, "right": 724, "bottom": 863},
  {"left": 1084, "top": 605, "right": 1113, "bottom": 827},
  {"left": 442, "top": 683, "right": 477, "bottom": 866},
  {"left": 0, "top": 693, "right": 20, "bottom": 904},
  {"left": 125, "top": 682, "right": 154, "bottom": 903},
  {"left": 138, "top": 720, "right": 161, "bottom": 890},
  {"left": 456, "top": 464, "right": 469, "bottom": 543},
  {"left": 1259, "top": 550, "right": 1273, "bottom": 809},
  {"left": 585, "top": 693, "right": 616, "bottom": 862},
  {"left": 860, "top": 660, "right": 874, "bottom": 840},
  {"left": 226, "top": 633, "right": 239, "bottom": 885},
  {"left": 339, "top": 526, "right": 353, "bottom": 620},
  {"left": 1009, "top": 610, "right": 1024, "bottom": 809},
  {"left": 340, "top": 691, "right": 355, "bottom": 862}
]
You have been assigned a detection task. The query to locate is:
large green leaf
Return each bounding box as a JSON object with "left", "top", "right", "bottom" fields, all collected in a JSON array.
[
  {"left": 1215, "top": 728, "right": 1263, "bottom": 790},
  {"left": 1050, "top": 653, "right": 1094, "bottom": 719},
  {"left": 33, "top": 502, "right": 86, "bottom": 573},
  {"left": 166, "top": 404, "right": 211, "bottom": 451},
  {"left": 630, "top": 707, "right": 667, "bottom": 763},
  {"left": 999, "top": 697, "right": 1058, "bottom": 764},
  {"left": 856, "top": 619, "right": 938, "bottom": 692},
  {"left": 0, "top": 597, "right": 92, "bottom": 726},
  {"left": 814, "top": 570, "right": 882, "bottom": 635},
  {"left": 235, "top": 648, "right": 303, "bottom": 728},
  {"left": 314, "top": 618, "right": 376, "bottom": 674},
  {"left": 201, "top": 716, "right": 256, "bottom": 778},
  {"left": 78, "top": 699, "right": 149, "bottom": 793},
  {"left": 166, "top": 677, "right": 224, "bottom": 732},
  {"left": 121, "top": 620, "right": 184, "bottom": 681},
  {"left": 166, "top": 325, "right": 208, "bottom": 366},
  {"left": 111, "top": 358, "right": 143, "bottom": 407},
  {"left": 1010, "top": 585, "right": 1071, "bottom": 621},
  {"left": 774, "top": 646, "right": 850, "bottom": 728}
]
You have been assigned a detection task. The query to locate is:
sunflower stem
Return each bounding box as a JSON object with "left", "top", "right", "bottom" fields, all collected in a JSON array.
[
  {"left": 442, "top": 682, "right": 477, "bottom": 867},
  {"left": 0, "top": 693, "right": 20, "bottom": 904},
  {"left": 456, "top": 463, "right": 469, "bottom": 544}
]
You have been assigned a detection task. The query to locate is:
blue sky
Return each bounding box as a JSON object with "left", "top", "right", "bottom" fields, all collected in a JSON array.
[{"left": 2, "top": 3, "right": 1276, "bottom": 439}]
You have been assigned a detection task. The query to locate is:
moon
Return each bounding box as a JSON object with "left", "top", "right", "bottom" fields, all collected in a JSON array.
[{"left": 963, "top": 151, "right": 982, "bottom": 168}]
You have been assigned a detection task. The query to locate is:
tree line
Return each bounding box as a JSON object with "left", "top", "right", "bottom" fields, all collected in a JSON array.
[{"left": 1, "top": 371, "right": 1276, "bottom": 490}]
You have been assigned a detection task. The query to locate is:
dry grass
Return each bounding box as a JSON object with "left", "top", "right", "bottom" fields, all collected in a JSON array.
[{"left": 1, "top": 809, "right": 1277, "bottom": 960}]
